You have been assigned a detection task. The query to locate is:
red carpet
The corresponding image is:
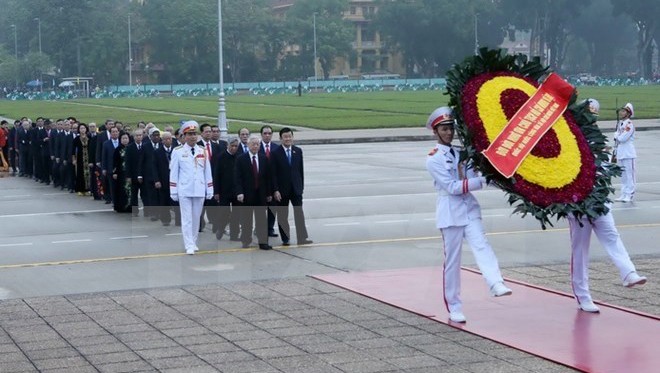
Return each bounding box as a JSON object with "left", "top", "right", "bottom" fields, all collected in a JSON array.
[{"left": 313, "top": 267, "right": 659, "bottom": 373}]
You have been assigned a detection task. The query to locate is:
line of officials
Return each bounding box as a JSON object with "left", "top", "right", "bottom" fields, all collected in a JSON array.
[{"left": 0, "top": 117, "right": 313, "bottom": 249}]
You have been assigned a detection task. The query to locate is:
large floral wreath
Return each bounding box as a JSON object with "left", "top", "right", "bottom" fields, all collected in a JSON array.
[{"left": 445, "top": 49, "right": 621, "bottom": 229}]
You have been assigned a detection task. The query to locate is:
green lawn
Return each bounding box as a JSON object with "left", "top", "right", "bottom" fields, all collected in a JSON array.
[{"left": 0, "top": 87, "right": 657, "bottom": 132}]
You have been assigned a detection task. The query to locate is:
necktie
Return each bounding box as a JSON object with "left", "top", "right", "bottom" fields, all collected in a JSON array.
[
  {"left": 252, "top": 155, "right": 259, "bottom": 189},
  {"left": 286, "top": 148, "right": 291, "bottom": 165},
  {"left": 113, "top": 140, "right": 118, "bottom": 148},
  {"left": 191, "top": 147, "right": 195, "bottom": 155},
  {"left": 138, "top": 144, "right": 141, "bottom": 150},
  {"left": 265, "top": 143, "right": 270, "bottom": 158},
  {"left": 166, "top": 148, "right": 171, "bottom": 162},
  {"left": 206, "top": 142, "right": 211, "bottom": 157},
  {"left": 449, "top": 148, "right": 455, "bottom": 157}
]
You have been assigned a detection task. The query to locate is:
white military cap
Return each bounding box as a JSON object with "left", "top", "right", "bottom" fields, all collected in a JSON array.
[
  {"left": 623, "top": 102, "right": 634, "bottom": 118},
  {"left": 426, "top": 106, "right": 455, "bottom": 130},
  {"left": 180, "top": 120, "right": 199, "bottom": 134},
  {"left": 148, "top": 127, "right": 160, "bottom": 136},
  {"left": 587, "top": 98, "right": 600, "bottom": 115}
]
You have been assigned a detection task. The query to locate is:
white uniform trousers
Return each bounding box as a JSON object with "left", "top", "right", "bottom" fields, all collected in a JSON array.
[
  {"left": 568, "top": 212, "right": 636, "bottom": 304},
  {"left": 619, "top": 158, "right": 636, "bottom": 198},
  {"left": 179, "top": 196, "right": 205, "bottom": 251},
  {"left": 440, "top": 219, "right": 505, "bottom": 313}
]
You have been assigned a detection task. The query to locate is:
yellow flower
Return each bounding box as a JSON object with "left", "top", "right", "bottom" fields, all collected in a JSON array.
[{"left": 476, "top": 76, "right": 580, "bottom": 188}]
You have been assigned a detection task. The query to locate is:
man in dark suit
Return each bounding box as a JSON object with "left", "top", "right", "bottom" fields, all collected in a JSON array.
[
  {"left": 141, "top": 127, "right": 161, "bottom": 219},
  {"left": 237, "top": 127, "right": 250, "bottom": 155},
  {"left": 96, "top": 119, "right": 115, "bottom": 201},
  {"left": 235, "top": 135, "right": 272, "bottom": 250},
  {"left": 213, "top": 137, "right": 240, "bottom": 241},
  {"left": 126, "top": 129, "right": 148, "bottom": 216},
  {"left": 198, "top": 123, "right": 224, "bottom": 232},
  {"left": 39, "top": 119, "right": 53, "bottom": 185},
  {"left": 31, "top": 117, "right": 45, "bottom": 182},
  {"left": 17, "top": 120, "right": 31, "bottom": 177},
  {"left": 101, "top": 126, "right": 120, "bottom": 204},
  {"left": 154, "top": 131, "right": 179, "bottom": 226},
  {"left": 258, "top": 125, "right": 280, "bottom": 238},
  {"left": 272, "top": 127, "right": 313, "bottom": 246},
  {"left": 57, "top": 120, "right": 75, "bottom": 192},
  {"left": 50, "top": 120, "right": 63, "bottom": 187}
]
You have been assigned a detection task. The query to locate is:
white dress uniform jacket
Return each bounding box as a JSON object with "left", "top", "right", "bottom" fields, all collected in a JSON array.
[
  {"left": 426, "top": 144, "right": 486, "bottom": 228},
  {"left": 169, "top": 143, "right": 213, "bottom": 199},
  {"left": 614, "top": 118, "right": 636, "bottom": 160}
]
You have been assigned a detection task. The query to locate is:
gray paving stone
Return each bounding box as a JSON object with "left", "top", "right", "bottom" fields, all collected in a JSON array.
[
  {"left": 75, "top": 342, "right": 132, "bottom": 356},
  {"left": 268, "top": 325, "right": 318, "bottom": 338},
  {"left": 96, "top": 360, "right": 155, "bottom": 373},
  {"left": 161, "top": 326, "right": 210, "bottom": 338},
  {"left": 198, "top": 350, "right": 256, "bottom": 365},
  {"left": 102, "top": 323, "right": 156, "bottom": 334},
  {"left": 32, "top": 356, "right": 91, "bottom": 370},
  {"left": 233, "top": 337, "right": 289, "bottom": 350},
  {"left": 297, "top": 342, "right": 354, "bottom": 354},
  {"left": 160, "top": 365, "right": 219, "bottom": 373},
  {"left": 186, "top": 342, "right": 241, "bottom": 355},
  {"left": 172, "top": 333, "right": 228, "bottom": 346},
  {"left": 212, "top": 359, "right": 279, "bottom": 373},
  {"left": 0, "top": 351, "right": 30, "bottom": 363},
  {"left": 43, "top": 314, "right": 93, "bottom": 324},
  {"left": 217, "top": 329, "right": 274, "bottom": 342},
  {"left": 143, "top": 355, "right": 210, "bottom": 370},
  {"left": 281, "top": 333, "right": 338, "bottom": 347},
  {"left": 317, "top": 350, "right": 379, "bottom": 364},
  {"left": 136, "top": 346, "right": 191, "bottom": 360},
  {"left": 461, "top": 360, "right": 531, "bottom": 373},
  {"left": 0, "top": 343, "right": 22, "bottom": 353},
  {"left": 123, "top": 337, "right": 179, "bottom": 351},
  {"left": 250, "top": 345, "right": 307, "bottom": 359},
  {"left": 9, "top": 330, "right": 62, "bottom": 343},
  {"left": 0, "top": 360, "right": 38, "bottom": 372},
  {"left": 40, "top": 365, "right": 98, "bottom": 373},
  {"left": 385, "top": 354, "right": 450, "bottom": 369},
  {"left": 23, "top": 347, "right": 81, "bottom": 361},
  {"left": 17, "top": 338, "right": 72, "bottom": 351},
  {"left": 332, "top": 359, "right": 400, "bottom": 373},
  {"left": 86, "top": 351, "right": 143, "bottom": 365}
]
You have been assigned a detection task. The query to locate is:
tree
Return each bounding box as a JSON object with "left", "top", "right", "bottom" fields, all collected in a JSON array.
[
  {"left": 373, "top": 0, "right": 506, "bottom": 77},
  {"left": 567, "top": 0, "right": 636, "bottom": 75},
  {"left": 611, "top": 0, "right": 659, "bottom": 79},
  {"left": 500, "top": 0, "right": 588, "bottom": 72},
  {"left": 286, "top": 0, "right": 353, "bottom": 79}
]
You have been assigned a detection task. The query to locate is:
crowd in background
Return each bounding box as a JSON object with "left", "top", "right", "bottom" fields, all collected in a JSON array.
[{"left": 0, "top": 118, "right": 312, "bottom": 247}]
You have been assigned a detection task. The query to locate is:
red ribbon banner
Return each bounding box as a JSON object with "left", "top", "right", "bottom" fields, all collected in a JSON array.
[{"left": 482, "top": 73, "right": 574, "bottom": 178}]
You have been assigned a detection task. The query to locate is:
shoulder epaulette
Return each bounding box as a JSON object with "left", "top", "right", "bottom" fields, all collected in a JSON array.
[{"left": 428, "top": 148, "right": 438, "bottom": 156}]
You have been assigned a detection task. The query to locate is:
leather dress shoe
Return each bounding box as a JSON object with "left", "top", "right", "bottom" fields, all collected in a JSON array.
[
  {"left": 185, "top": 249, "right": 195, "bottom": 255},
  {"left": 449, "top": 311, "right": 466, "bottom": 323},
  {"left": 215, "top": 230, "right": 223, "bottom": 240},
  {"left": 259, "top": 244, "right": 273, "bottom": 250},
  {"left": 268, "top": 231, "right": 279, "bottom": 237},
  {"left": 298, "top": 239, "right": 314, "bottom": 245},
  {"left": 281, "top": 241, "right": 290, "bottom": 246},
  {"left": 579, "top": 301, "right": 600, "bottom": 313},
  {"left": 623, "top": 272, "right": 647, "bottom": 288},
  {"left": 241, "top": 242, "right": 251, "bottom": 248},
  {"left": 490, "top": 282, "right": 513, "bottom": 297}
]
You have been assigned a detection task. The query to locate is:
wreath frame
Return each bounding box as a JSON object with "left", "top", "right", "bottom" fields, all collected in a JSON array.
[{"left": 445, "top": 48, "right": 621, "bottom": 229}]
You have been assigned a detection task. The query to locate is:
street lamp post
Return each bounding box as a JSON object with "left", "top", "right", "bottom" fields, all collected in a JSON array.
[
  {"left": 217, "top": 0, "right": 228, "bottom": 140},
  {"left": 128, "top": 14, "right": 132, "bottom": 87},
  {"left": 34, "top": 17, "right": 42, "bottom": 92},
  {"left": 313, "top": 12, "right": 318, "bottom": 86},
  {"left": 474, "top": 13, "right": 479, "bottom": 56},
  {"left": 10, "top": 24, "right": 18, "bottom": 89}
]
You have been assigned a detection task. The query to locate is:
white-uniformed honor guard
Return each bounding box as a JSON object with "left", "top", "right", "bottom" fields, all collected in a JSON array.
[
  {"left": 614, "top": 102, "right": 636, "bottom": 202},
  {"left": 170, "top": 121, "right": 213, "bottom": 254},
  {"left": 425, "top": 106, "right": 512, "bottom": 323},
  {"left": 568, "top": 99, "right": 647, "bottom": 313}
]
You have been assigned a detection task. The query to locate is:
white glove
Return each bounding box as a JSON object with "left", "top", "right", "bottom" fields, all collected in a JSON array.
[
  {"left": 170, "top": 194, "right": 178, "bottom": 202},
  {"left": 205, "top": 194, "right": 212, "bottom": 200}
]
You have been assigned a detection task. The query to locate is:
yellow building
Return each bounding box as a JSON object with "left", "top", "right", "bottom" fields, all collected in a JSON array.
[{"left": 270, "top": 0, "right": 404, "bottom": 78}]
